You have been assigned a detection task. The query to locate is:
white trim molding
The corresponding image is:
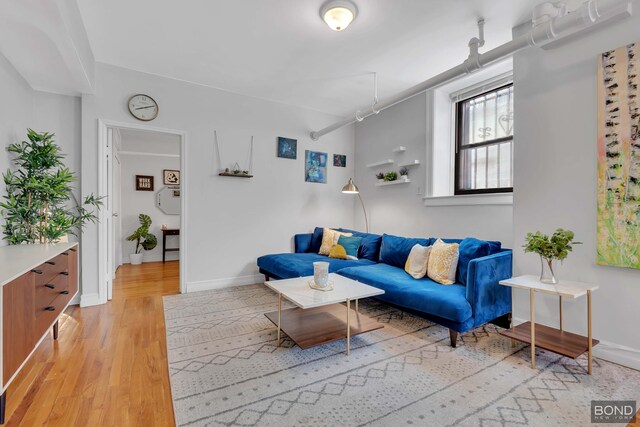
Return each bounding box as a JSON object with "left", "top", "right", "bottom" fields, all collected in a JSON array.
[
  {"left": 80, "top": 292, "right": 102, "bottom": 307},
  {"left": 187, "top": 274, "right": 264, "bottom": 293},
  {"left": 424, "top": 193, "right": 513, "bottom": 207},
  {"left": 119, "top": 150, "right": 180, "bottom": 158}
]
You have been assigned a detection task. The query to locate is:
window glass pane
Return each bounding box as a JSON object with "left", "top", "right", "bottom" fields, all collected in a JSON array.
[
  {"left": 457, "top": 141, "right": 513, "bottom": 191},
  {"left": 460, "top": 85, "right": 513, "bottom": 146}
]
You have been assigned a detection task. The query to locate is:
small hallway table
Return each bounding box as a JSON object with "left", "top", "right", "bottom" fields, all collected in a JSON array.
[
  {"left": 498, "top": 275, "right": 599, "bottom": 374},
  {"left": 162, "top": 228, "right": 179, "bottom": 263}
]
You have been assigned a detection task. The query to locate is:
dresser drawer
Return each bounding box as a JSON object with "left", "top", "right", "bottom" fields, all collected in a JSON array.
[
  {"left": 35, "top": 273, "right": 69, "bottom": 311},
  {"left": 35, "top": 290, "right": 72, "bottom": 336},
  {"left": 31, "top": 252, "right": 70, "bottom": 284}
]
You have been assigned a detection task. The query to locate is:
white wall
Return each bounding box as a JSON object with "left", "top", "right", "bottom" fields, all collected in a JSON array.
[
  {"left": 513, "top": 9, "right": 640, "bottom": 369},
  {"left": 81, "top": 63, "right": 355, "bottom": 300},
  {"left": 354, "top": 93, "right": 514, "bottom": 246},
  {"left": 120, "top": 152, "right": 181, "bottom": 263},
  {"left": 0, "top": 53, "right": 81, "bottom": 249}
]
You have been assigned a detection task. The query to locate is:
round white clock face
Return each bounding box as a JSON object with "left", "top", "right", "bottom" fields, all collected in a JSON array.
[{"left": 128, "top": 94, "right": 158, "bottom": 121}]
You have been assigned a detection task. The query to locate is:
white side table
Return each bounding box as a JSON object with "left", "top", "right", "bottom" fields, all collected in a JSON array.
[{"left": 499, "top": 275, "right": 599, "bottom": 374}]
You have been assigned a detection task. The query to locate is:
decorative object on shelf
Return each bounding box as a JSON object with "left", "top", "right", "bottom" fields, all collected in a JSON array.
[
  {"left": 305, "top": 150, "right": 327, "bottom": 183},
  {"left": 126, "top": 213, "right": 158, "bottom": 265},
  {"left": 163, "top": 169, "right": 180, "bottom": 185},
  {"left": 277, "top": 137, "right": 297, "bottom": 159},
  {"left": 214, "top": 130, "right": 254, "bottom": 178},
  {"left": 341, "top": 178, "right": 369, "bottom": 232},
  {"left": 127, "top": 94, "right": 159, "bottom": 121},
  {"left": 375, "top": 172, "right": 384, "bottom": 182},
  {"left": 1, "top": 129, "right": 103, "bottom": 244},
  {"left": 523, "top": 228, "right": 581, "bottom": 284},
  {"left": 319, "top": 0, "right": 357, "bottom": 31},
  {"left": 313, "top": 261, "right": 330, "bottom": 287},
  {"left": 597, "top": 41, "right": 640, "bottom": 269},
  {"left": 333, "top": 154, "right": 346, "bottom": 167},
  {"left": 399, "top": 167, "right": 409, "bottom": 176},
  {"left": 136, "top": 175, "right": 154, "bottom": 191},
  {"left": 383, "top": 171, "right": 398, "bottom": 182}
]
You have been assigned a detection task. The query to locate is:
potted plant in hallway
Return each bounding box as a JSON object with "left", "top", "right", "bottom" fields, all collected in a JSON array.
[
  {"left": 1, "top": 129, "right": 102, "bottom": 244},
  {"left": 127, "top": 213, "right": 157, "bottom": 265}
]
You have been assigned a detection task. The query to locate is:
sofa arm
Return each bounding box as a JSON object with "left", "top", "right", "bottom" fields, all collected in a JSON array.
[
  {"left": 466, "top": 250, "right": 513, "bottom": 326},
  {"left": 294, "top": 233, "right": 313, "bottom": 253}
]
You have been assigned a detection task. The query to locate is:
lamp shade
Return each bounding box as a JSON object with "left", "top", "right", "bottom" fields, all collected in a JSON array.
[{"left": 341, "top": 178, "right": 359, "bottom": 194}]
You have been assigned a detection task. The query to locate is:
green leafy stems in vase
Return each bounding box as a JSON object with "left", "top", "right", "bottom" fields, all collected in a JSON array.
[
  {"left": 1, "top": 129, "right": 103, "bottom": 244},
  {"left": 523, "top": 228, "right": 581, "bottom": 284}
]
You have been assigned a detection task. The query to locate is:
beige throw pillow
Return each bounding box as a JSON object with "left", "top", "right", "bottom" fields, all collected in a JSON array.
[
  {"left": 318, "top": 228, "right": 352, "bottom": 255},
  {"left": 427, "top": 239, "right": 459, "bottom": 285},
  {"left": 404, "top": 244, "right": 432, "bottom": 279}
]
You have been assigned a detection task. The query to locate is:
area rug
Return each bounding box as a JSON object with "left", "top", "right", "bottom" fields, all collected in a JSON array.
[{"left": 163, "top": 284, "right": 640, "bottom": 426}]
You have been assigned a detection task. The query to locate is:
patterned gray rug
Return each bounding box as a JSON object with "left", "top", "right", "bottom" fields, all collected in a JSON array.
[{"left": 163, "top": 284, "right": 639, "bottom": 426}]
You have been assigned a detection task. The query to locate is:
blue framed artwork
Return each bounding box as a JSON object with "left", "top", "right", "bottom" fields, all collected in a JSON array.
[
  {"left": 333, "top": 154, "right": 346, "bottom": 167},
  {"left": 277, "top": 137, "right": 297, "bottom": 159},
  {"left": 305, "top": 150, "right": 327, "bottom": 184}
]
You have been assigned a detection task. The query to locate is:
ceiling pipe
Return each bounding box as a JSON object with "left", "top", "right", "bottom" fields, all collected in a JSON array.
[{"left": 310, "top": 0, "right": 632, "bottom": 141}]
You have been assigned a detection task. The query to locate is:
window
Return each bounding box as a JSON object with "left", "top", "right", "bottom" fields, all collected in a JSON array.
[{"left": 455, "top": 84, "right": 514, "bottom": 195}]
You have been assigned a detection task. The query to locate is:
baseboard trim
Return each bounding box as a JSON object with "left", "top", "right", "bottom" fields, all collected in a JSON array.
[
  {"left": 512, "top": 316, "right": 640, "bottom": 371},
  {"left": 80, "top": 293, "right": 102, "bottom": 307},
  {"left": 70, "top": 295, "right": 81, "bottom": 306},
  {"left": 186, "top": 274, "right": 264, "bottom": 293}
]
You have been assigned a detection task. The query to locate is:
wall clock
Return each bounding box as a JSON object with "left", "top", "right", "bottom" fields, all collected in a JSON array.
[{"left": 128, "top": 94, "right": 159, "bottom": 121}]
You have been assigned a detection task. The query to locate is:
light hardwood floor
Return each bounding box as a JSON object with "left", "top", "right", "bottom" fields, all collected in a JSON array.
[{"left": 4, "top": 261, "right": 179, "bottom": 426}]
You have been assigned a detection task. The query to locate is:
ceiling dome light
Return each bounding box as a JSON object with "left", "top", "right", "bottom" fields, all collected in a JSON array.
[{"left": 320, "top": 0, "right": 358, "bottom": 31}]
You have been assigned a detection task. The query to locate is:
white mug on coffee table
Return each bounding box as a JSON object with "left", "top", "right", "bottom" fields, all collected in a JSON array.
[{"left": 313, "top": 262, "right": 330, "bottom": 287}]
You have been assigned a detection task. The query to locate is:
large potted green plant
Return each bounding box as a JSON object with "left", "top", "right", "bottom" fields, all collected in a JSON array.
[
  {"left": 126, "top": 213, "right": 157, "bottom": 265},
  {"left": 523, "top": 228, "right": 581, "bottom": 284},
  {"left": 1, "top": 129, "right": 102, "bottom": 244}
]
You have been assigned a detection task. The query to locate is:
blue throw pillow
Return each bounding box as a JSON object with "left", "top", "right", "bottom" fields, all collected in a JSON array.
[
  {"left": 337, "top": 235, "right": 362, "bottom": 260},
  {"left": 379, "top": 234, "right": 432, "bottom": 269},
  {"left": 339, "top": 228, "right": 383, "bottom": 261},
  {"left": 309, "top": 227, "right": 325, "bottom": 253},
  {"left": 457, "top": 237, "right": 491, "bottom": 285}
]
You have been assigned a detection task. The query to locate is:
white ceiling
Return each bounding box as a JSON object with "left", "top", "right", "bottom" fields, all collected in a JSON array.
[
  {"left": 120, "top": 129, "right": 180, "bottom": 156},
  {"left": 76, "top": 0, "right": 569, "bottom": 115}
]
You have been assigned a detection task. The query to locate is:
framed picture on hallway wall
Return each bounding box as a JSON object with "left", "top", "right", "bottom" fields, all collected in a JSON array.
[
  {"left": 163, "top": 170, "right": 180, "bottom": 185},
  {"left": 136, "top": 175, "right": 154, "bottom": 191}
]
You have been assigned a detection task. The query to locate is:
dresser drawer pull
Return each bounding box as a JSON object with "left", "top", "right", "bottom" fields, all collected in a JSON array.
[
  {"left": 45, "top": 306, "right": 56, "bottom": 311},
  {"left": 61, "top": 272, "right": 69, "bottom": 276},
  {"left": 31, "top": 269, "right": 43, "bottom": 274},
  {"left": 45, "top": 261, "right": 56, "bottom": 265},
  {"left": 45, "top": 284, "right": 56, "bottom": 289},
  {"left": 61, "top": 290, "right": 69, "bottom": 295}
]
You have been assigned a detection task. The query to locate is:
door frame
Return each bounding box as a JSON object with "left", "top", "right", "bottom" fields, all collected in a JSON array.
[{"left": 98, "top": 119, "right": 188, "bottom": 301}]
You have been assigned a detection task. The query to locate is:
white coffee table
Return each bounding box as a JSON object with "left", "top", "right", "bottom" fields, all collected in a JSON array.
[{"left": 264, "top": 273, "right": 385, "bottom": 355}]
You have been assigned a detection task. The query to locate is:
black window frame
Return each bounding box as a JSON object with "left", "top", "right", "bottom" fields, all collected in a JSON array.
[{"left": 454, "top": 83, "right": 514, "bottom": 195}]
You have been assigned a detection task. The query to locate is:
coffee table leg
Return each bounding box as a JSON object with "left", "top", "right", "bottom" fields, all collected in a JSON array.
[
  {"left": 355, "top": 299, "right": 359, "bottom": 313},
  {"left": 277, "top": 292, "right": 281, "bottom": 347},
  {"left": 346, "top": 298, "right": 351, "bottom": 355},
  {"left": 587, "top": 290, "right": 593, "bottom": 375}
]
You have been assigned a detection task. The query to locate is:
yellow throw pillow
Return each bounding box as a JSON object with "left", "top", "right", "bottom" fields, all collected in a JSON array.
[
  {"left": 404, "top": 244, "right": 432, "bottom": 279},
  {"left": 319, "top": 228, "right": 352, "bottom": 255},
  {"left": 427, "top": 239, "right": 459, "bottom": 285},
  {"left": 329, "top": 244, "right": 348, "bottom": 260}
]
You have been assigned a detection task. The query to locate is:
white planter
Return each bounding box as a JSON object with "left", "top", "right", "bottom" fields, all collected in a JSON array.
[
  {"left": 400, "top": 175, "right": 409, "bottom": 181},
  {"left": 130, "top": 253, "right": 143, "bottom": 265}
]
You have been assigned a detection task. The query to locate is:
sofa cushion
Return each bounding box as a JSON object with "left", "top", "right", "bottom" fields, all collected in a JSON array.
[
  {"left": 339, "top": 229, "right": 383, "bottom": 261},
  {"left": 338, "top": 263, "right": 472, "bottom": 323},
  {"left": 427, "top": 239, "right": 459, "bottom": 285},
  {"left": 319, "top": 228, "right": 352, "bottom": 255},
  {"left": 440, "top": 238, "right": 501, "bottom": 255},
  {"left": 337, "top": 235, "right": 362, "bottom": 260},
  {"left": 457, "top": 237, "right": 491, "bottom": 285},
  {"left": 379, "top": 234, "right": 432, "bottom": 268},
  {"left": 257, "top": 253, "right": 375, "bottom": 280},
  {"left": 309, "top": 227, "right": 325, "bottom": 253}
]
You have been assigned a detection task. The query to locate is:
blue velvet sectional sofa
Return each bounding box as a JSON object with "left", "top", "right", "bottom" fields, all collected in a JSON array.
[{"left": 257, "top": 227, "right": 512, "bottom": 347}]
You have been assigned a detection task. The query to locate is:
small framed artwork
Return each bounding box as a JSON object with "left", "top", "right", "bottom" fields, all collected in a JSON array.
[
  {"left": 277, "top": 137, "right": 297, "bottom": 159},
  {"left": 305, "top": 150, "right": 327, "bottom": 184},
  {"left": 163, "top": 170, "right": 180, "bottom": 185},
  {"left": 333, "top": 154, "right": 346, "bottom": 167},
  {"left": 173, "top": 190, "right": 181, "bottom": 197},
  {"left": 136, "top": 175, "right": 154, "bottom": 191}
]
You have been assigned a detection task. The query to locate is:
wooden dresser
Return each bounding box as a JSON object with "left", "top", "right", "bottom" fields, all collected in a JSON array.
[{"left": 0, "top": 242, "right": 79, "bottom": 424}]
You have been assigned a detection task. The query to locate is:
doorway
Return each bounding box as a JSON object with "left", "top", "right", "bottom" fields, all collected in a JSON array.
[{"left": 98, "top": 120, "right": 187, "bottom": 303}]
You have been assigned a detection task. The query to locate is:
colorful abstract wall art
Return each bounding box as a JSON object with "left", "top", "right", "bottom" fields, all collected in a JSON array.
[
  {"left": 333, "top": 154, "right": 346, "bottom": 167},
  {"left": 305, "top": 150, "right": 327, "bottom": 183},
  {"left": 277, "top": 137, "right": 297, "bottom": 159},
  {"left": 597, "top": 42, "right": 640, "bottom": 268}
]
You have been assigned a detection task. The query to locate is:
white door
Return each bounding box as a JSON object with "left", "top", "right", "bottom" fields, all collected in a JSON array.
[
  {"left": 113, "top": 150, "right": 122, "bottom": 277},
  {"left": 106, "top": 128, "right": 114, "bottom": 300}
]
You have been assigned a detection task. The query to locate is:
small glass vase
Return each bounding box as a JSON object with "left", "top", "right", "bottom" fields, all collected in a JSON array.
[{"left": 540, "top": 256, "right": 558, "bottom": 284}]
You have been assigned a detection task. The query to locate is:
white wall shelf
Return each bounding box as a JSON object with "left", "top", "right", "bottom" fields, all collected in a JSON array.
[
  {"left": 366, "top": 159, "right": 394, "bottom": 168},
  {"left": 376, "top": 179, "right": 411, "bottom": 187},
  {"left": 392, "top": 146, "right": 406, "bottom": 153},
  {"left": 399, "top": 160, "right": 421, "bottom": 168}
]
